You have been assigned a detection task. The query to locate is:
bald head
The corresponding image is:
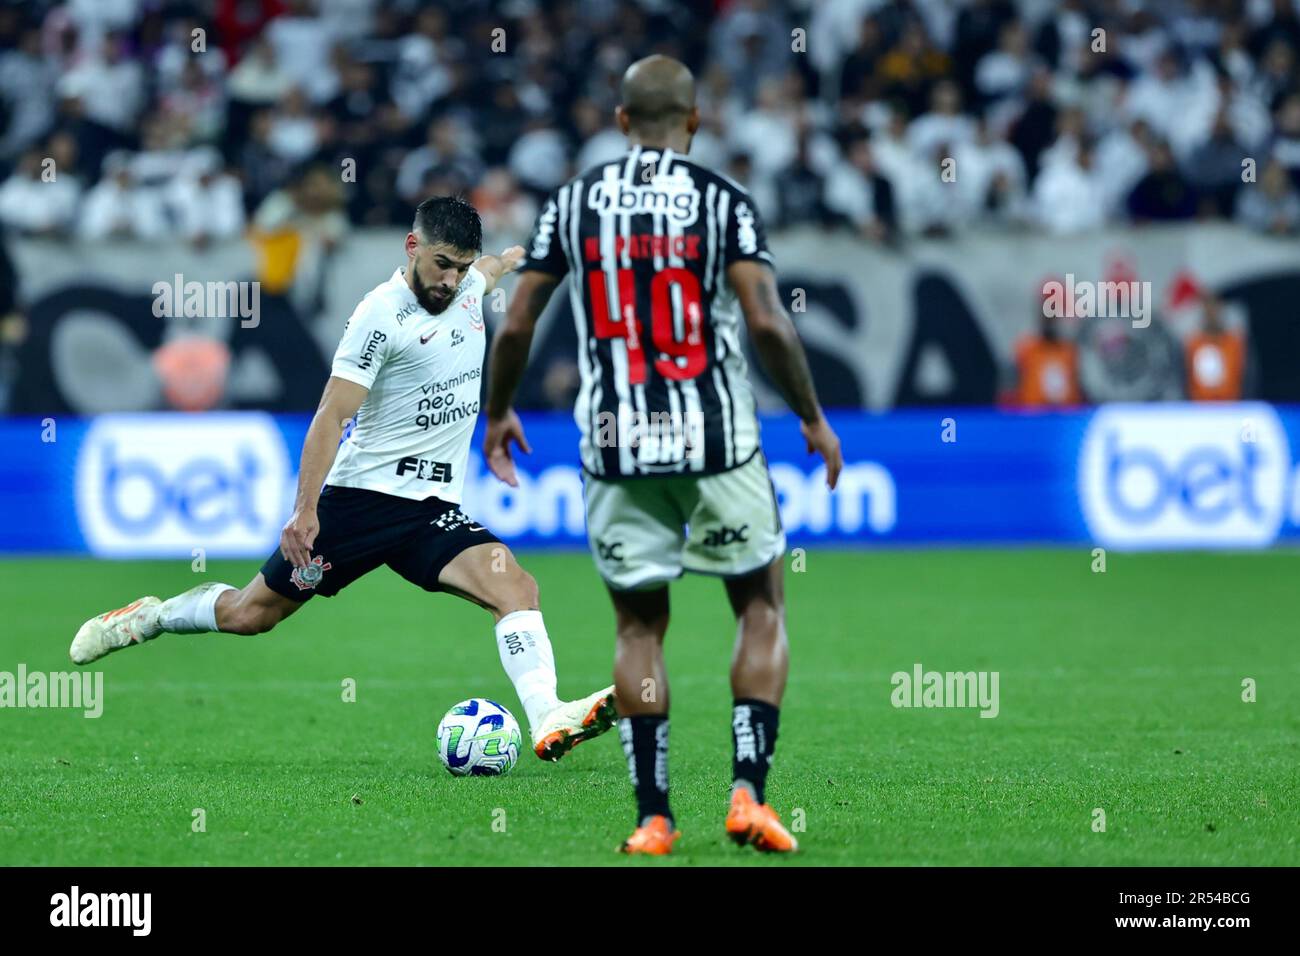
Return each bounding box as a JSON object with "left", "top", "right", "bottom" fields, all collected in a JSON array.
[{"left": 619, "top": 55, "right": 697, "bottom": 139}]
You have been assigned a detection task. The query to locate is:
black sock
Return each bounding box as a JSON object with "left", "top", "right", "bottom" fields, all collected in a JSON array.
[
  {"left": 619, "top": 715, "right": 671, "bottom": 826},
  {"left": 732, "top": 698, "right": 779, "bottom": 804}
]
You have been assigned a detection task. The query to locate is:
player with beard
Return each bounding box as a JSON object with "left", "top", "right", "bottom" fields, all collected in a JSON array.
[{"left": 71, "top": 196, "right": 618, "bottom": 762}]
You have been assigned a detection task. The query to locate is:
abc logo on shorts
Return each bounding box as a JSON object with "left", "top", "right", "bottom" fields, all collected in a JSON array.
[
  {"left": 75, "top": 414, "right": 292, "bottom": 557},
  {"left": 1078, "top": 404, "right": 1291, "bottom": 549}
]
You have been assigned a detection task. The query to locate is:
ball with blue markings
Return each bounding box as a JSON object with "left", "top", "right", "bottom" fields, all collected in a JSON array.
[{"left": 436, "top": 698, "right": 522, "bottom": 776}]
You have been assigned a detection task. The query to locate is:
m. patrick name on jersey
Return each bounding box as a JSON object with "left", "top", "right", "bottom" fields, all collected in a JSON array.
[{"left": 327, "top": 265, "right": 487, "bottom": 504}]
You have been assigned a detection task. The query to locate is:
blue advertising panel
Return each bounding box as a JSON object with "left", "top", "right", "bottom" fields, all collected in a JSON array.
[{"left": 1, "top": 405, "right": 1297, "bottom": 555}]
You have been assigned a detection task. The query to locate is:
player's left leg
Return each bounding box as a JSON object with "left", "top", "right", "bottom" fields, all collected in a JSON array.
[
  {"left": 389, "top": 526, "right": 616, "bottom": 761},
  {"left": 680, "top": 453, "right": 798, "bottom": 852},
  {"left": 70, "top": 485, "right": 388, "bottom": 664},
  {"left": 721, "top": 558, "right": 798, "bottom": 853},
  {"left": 69, "top": 575, "right": 304, "bottom": 664}
]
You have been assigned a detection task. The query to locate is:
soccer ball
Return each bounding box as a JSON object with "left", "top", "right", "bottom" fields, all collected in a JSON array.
[{"left": 436, "top": 698, "right": 522, "bottom": 776}]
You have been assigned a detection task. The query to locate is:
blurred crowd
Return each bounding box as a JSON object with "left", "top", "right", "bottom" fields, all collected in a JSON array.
[{"left": 0, "top": 0, "right": 1299, "bottom": 249}]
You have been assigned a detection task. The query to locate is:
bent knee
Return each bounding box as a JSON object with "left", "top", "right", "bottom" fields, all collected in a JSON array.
[
  {"left": 509, "top": 569, "right": 540, "bottom": 612},
  {"left": 519, "top": 570, "right": 540, "bottom": 608},
  {"left": 489, "top": 566, "right": 539, "bottom": 616}
]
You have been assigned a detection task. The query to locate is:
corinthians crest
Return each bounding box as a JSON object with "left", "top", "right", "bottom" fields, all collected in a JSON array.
[{"left": 291, "top": 555, "right": 332, "bottom": 591}]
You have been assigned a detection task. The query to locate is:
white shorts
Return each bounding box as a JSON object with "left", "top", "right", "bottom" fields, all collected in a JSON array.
[{"left": 583, "top": 452, "right": 787, "bottom": 591}]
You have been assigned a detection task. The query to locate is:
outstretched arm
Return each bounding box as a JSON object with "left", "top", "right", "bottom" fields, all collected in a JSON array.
[
  {"left": 483, "top": 270, "right": 561, "bottom": 486},
  {"left": 727, "top": 260, "right": 842, "bottom": 489},
  {"left": 473, "top": 245, "right": 526, "bottom": 295}
]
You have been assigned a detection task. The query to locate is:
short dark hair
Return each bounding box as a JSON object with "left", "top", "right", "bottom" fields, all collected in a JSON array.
[{"left": 412, "top": 195, "right": 482, "bottom": 254}]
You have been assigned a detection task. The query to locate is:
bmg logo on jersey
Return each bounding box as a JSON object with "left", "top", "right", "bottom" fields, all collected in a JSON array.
[
  {"left": 1079, "top": 404, "right": 1290, "bottom": 549},
  {"left": 588, "top": 167, "right": 699, "bottom": 225},
  {"left": 75, "top": 414, "right": 291, "bottom": 557},
  {"left": 358, "top": 329, "right": 386, "bottom": 369}
]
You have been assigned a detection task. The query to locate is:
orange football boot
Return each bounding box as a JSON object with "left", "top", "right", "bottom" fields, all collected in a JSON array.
[
  {"left": 725, "top": 787, "right": 799, "bottom": 852},
  {"left": 618, "top": 815, "right": 680, "bottom": 855}
]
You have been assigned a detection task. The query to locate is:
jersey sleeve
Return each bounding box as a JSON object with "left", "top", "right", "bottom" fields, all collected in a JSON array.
[
  {"left": 519, "top": 189, "right": 568, "bottom": 277},
  {"left": 465, "top": 263, "right": 489, "bottom": 297},
  {"left": 724, "top": 189, "right": 775, "bottom": 269},
  {"left": 330, "top": 298, "right": 393, "bottom": 390},
  {"left": 463, "top": 263, "right": 489, "bottom": 315}
]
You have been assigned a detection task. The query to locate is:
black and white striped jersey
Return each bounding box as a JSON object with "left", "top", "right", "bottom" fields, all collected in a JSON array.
[{"left": 520, "top": 146, "right": 772, "bottom": 479}]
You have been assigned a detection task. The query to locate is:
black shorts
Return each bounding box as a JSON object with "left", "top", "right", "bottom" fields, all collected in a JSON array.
[{"left": 260, "top": 485, "right": 502, "bottom": 602}]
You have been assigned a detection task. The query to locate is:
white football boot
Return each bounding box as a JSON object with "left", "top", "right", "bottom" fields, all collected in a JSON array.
[
  {"left": 70, "top": 597, "right": 163, "bottom": 665},
  {"left": 531, "top": 685, "right": 618, "bottom": 761}
]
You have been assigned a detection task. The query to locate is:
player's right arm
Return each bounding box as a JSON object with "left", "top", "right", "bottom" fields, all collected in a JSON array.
[
  {"left": 728, "top": 260, "right": 843, "bottom": 490},
  {"left": 281, "top": 297, "right": 392, "bottom": 566},
  {"left": 280, "top": 375, "right": 367, "bottom": 567}
]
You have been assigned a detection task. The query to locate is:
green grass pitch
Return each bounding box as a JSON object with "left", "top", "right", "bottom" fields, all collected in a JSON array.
[{"left": 1, "top": 550, "right": 1296, "bottom": 866}]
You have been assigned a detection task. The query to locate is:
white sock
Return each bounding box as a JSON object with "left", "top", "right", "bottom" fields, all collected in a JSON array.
[
  {"left": 158, "top": 583, "right": 236, "bottom": 634},
  {"left": 494, "top": 609, "right": 560, "bottom": 732}
]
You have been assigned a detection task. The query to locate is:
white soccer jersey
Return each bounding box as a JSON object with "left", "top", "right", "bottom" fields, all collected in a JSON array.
[{"left": 325, "top": 266, "right": 487, "bottom": 503}]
